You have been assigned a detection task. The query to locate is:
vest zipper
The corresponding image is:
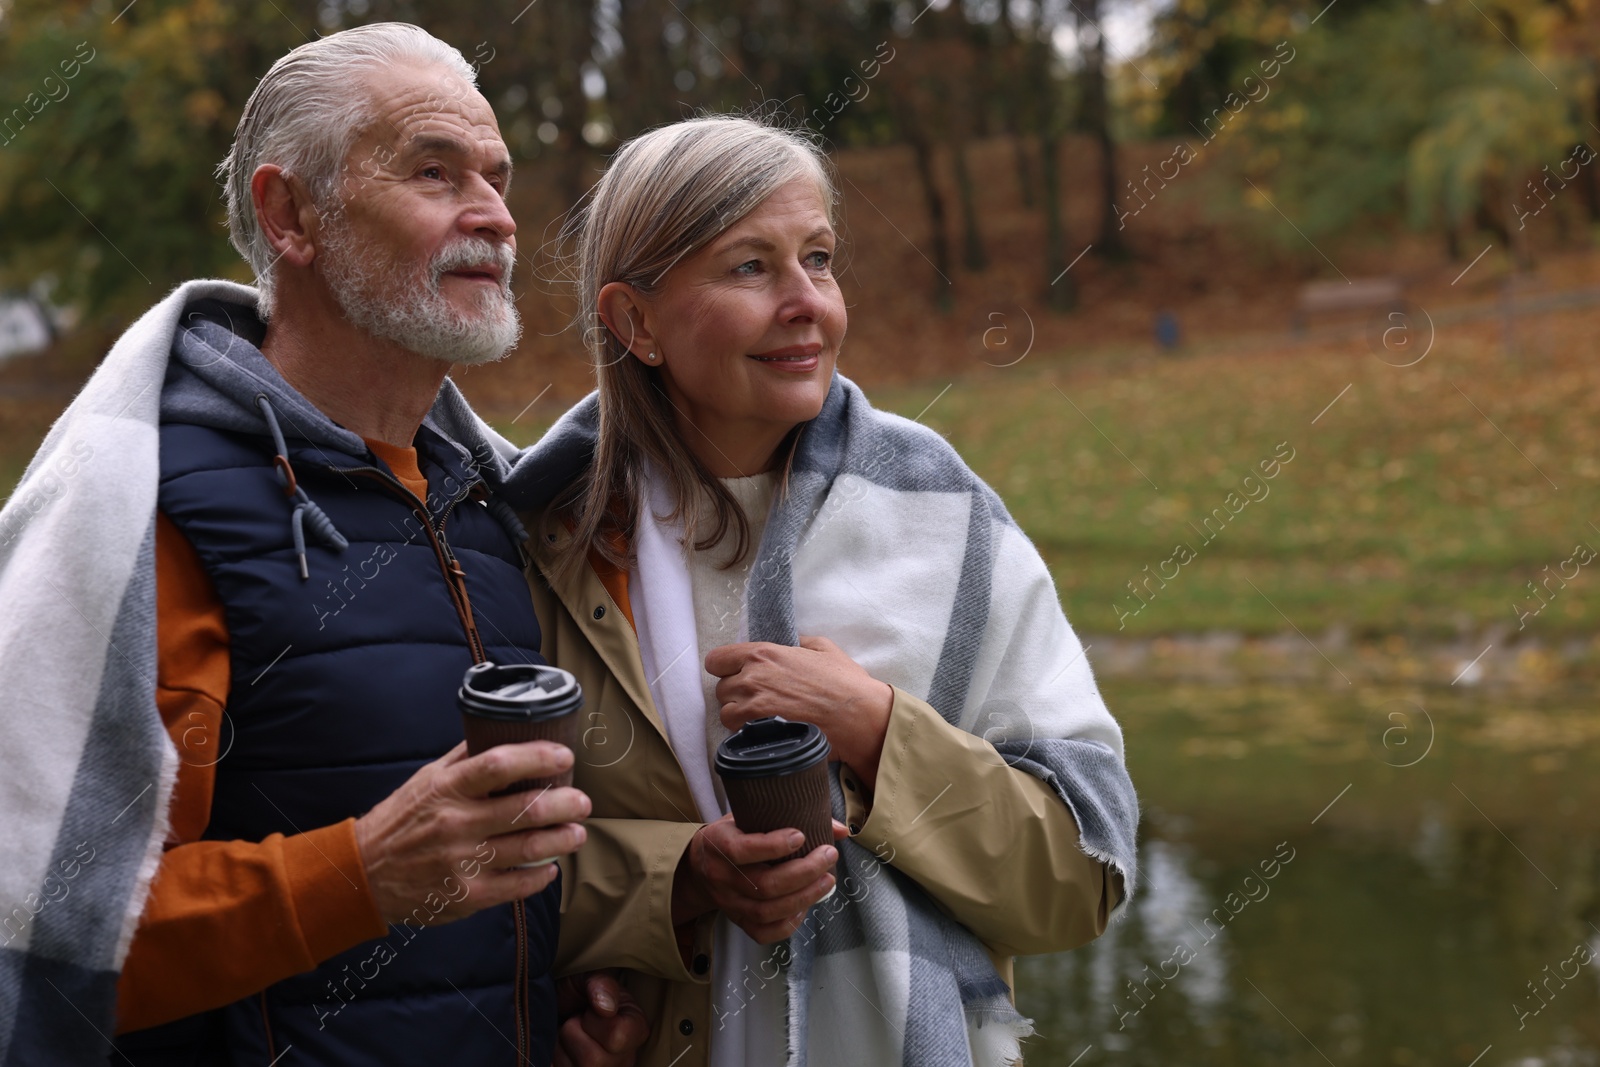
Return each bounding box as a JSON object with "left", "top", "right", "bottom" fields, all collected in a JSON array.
[
  {"left": 513, "top": 898, "right": 530, "bottom": 1065},
  {"left": 336, "top": 463, "right": 527, "bottom": 1058},
  {"left": 339, "top": 466, "right": 489, "bottom": 664}
]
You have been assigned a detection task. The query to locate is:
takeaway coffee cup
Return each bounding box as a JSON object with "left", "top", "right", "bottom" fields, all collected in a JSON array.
[
  {"left": 714, "top": 717, "right": 834, "bottom": 864},
  {"left": 458, "top": 662, "right": 584, "bottom": 796}
]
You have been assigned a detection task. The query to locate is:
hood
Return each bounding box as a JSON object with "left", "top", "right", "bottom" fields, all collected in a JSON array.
[
  {"left": 157, "top": 290, "right": 526, "bottom": 577},
  {"left": 160, "top": 294, "right": 519, "bottom": 484}
]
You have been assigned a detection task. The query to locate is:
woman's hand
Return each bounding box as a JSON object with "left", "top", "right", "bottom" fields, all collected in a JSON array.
[
  {"left": 672, "top": 815, "right": 840, "bottom": 944},
  {"left": 705, "top": 635, "right": 894, "bottom": 789}
]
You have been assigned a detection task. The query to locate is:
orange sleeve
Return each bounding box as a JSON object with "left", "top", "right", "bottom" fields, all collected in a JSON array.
[{"left": 115, "top": 515, "right": 388, "bottom": 1034}]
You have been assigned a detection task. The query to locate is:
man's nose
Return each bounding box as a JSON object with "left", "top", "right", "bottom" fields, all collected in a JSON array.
[{"left": 463, "top": 177, "right": 516, "bottom": 243}]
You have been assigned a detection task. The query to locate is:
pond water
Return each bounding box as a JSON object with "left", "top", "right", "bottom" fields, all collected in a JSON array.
[{"left": 1016, "top": 678, "right": 1600, "bottom": 1067}]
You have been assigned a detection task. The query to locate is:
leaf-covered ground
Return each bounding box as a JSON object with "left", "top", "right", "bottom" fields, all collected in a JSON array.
[{"left": 866, "top": 308, "right": 1599, "bottom": 641}]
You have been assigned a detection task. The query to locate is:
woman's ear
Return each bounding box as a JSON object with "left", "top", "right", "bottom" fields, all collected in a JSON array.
[{"left": 596, "top": 282, "right": 661, "bottom": 365}]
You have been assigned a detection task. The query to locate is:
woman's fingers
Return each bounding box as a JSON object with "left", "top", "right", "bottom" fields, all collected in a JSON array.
[
  {"left": 796, "top": 634, "right": 839, "bottom": 654},
  {"left": 685, "top": 820, "right": 845, "bottom": 944},
  {"left": 730, "top": 872, "right": 838, "bottom": 943},
  {"left": 700, "top": 839, "right": 837, "bottom": 905},
  {"left": 697, "top": 815, "right": 804, "bottom": 866},
  {"left": 728, "top": 871, "right": 836, "bottom": 926},
  {"left": 704, "top": 641, "right": 767, "bottom": 678},
  {"left": 709, "top": 846, "right": 836, "bottom": 899},
  {"left": 743, "top": 913, "right": 810, "bottom": 945}
]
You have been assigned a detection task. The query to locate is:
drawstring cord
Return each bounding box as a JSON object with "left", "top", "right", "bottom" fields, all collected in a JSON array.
[
  {"left": 256, "top": 394, "right": 349, "bottom": 579},
  {"left": 484, "top": 494, "right": 529, "bottom": 552}
]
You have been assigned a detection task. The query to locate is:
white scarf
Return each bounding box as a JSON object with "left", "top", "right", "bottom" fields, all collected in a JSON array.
[{"left": 630, "top": 472, "right": 786, "bottom": 1066}]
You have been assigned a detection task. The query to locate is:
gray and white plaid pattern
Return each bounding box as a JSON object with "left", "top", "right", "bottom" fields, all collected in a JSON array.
[{"left": 752, "top": 378, "right": 1138, "bottom": 1067}]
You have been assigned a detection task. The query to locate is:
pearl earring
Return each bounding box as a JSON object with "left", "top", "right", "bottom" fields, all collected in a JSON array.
[{"left": 645, "top": 352, "right": 658, "bottom": 363}]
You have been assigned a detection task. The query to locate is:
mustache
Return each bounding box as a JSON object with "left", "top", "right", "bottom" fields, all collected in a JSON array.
[{"left": 430, "top": 237, "right": 516, "bottom": 291}]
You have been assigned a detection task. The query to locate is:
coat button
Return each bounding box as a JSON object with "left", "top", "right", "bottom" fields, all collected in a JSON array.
[
  {"left": 692, "top": 953, "right": 710, "bottom": 975},
  {"left": 849, "top": 823, "right": 861, "bottom": 834},
  {"left": 679, "top": 1019, "right": 695, "bottom": 1036},
  {"left": 593, "top": 605, "right": 606, "bottom": 620}
]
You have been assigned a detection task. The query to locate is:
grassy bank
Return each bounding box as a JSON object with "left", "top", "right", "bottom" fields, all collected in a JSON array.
[{"left": 865, "top": 310, "right": 1598, "bottom": 641}]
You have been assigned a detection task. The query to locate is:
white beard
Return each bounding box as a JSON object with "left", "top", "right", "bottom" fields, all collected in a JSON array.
[{"left": 318, "top": 215, "right": 522, "bottom": 366}]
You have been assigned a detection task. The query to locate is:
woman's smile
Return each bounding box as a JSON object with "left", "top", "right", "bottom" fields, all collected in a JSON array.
[{"left": 747, "top": 342, "right": 822, "bottom": 370}]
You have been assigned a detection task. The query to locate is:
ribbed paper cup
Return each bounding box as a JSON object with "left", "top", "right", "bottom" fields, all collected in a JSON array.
[
  {"left": 458, "top": 662, "right": 583, "bottom": 796},
  {"left": 715, "top": 717, "right": 833, "bottom": 862}
]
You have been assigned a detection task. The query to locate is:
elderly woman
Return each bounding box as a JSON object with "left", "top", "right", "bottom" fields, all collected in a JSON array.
[{"left": 507, "top": 116, "right": 1138, "bottom": 1067}]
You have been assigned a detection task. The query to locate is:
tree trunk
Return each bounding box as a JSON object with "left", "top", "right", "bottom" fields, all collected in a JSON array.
[
  {"left": 952, "top": 137, "right": 988, "bottom": 272},
  {"left": 991, "top": 4, "right": 1035, "bottom": 209},
  {"left": 1041, "top": 133, "right": 1078, "bottom": 311},
  {"left": 1013, "top": 135, "right": 1036, "bottom": 209},
  {"left": 550, "top": 0, "right": 595, "bottom": 209},
  {"left": 1582, "top": 152, "right": 1600, "bottom": 222},
  {"left": 1077, "top": 0, "right": 1125, "bottom": 259},
  {"left": 611, "top": 0, "right": 670, "bottom": 136},
  {"left": 907, "top": 129, "right": 955, "bottom": 308}
]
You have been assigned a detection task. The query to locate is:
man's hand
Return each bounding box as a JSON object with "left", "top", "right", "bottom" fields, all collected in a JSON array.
[
  {"left": 705, "top": 635, "right": 894, "bottom": 789},
  {"left": 554, "top": 971, "right": 650, "bottom": 1067},
  {"left": 353, "top": 741, "right": 590, "bottom": 925},
  {"left": 672, "top": 815, "right": 838, "bottom": 944}
]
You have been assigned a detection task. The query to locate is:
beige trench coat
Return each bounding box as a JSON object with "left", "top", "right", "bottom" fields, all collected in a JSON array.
[{"left": 527, "top": 506, "right": 1120, "bottom": 1067}]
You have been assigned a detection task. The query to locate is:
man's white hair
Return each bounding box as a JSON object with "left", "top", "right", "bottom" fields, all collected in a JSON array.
[{"left": 218, "top": 22, "right": 478, "bottom": 314}]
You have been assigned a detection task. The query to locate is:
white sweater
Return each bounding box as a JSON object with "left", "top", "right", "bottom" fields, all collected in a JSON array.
[{"left": 685, "top": 474, "right": 788, "bottom": 1067}]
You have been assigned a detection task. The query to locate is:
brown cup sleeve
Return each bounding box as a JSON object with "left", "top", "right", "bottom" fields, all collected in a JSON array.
[
  {"left": 461, "top": 709, "right": 580, "bottom": 796},
  {"left": 721, "top": 760, "right": 833, "bottom": 862}
]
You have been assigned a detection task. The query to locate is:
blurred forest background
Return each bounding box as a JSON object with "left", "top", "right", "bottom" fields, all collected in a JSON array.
[
  {"left": 4, "top": 0, "right": 1599, "bottom": 652},
  {"left": 8, "top": 4, "right": 1600, "bottom": 1063},
  {"left": 3, "top": 0, "right": 1598, "bottom": 321}
]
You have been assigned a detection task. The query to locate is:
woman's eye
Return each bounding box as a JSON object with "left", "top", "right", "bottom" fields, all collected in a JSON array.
[
  {"left": 806, "top": 251, "right": 832, "bottom": 270},
  {"left": 734, "top": 259, "right": 761, "bottom": 276}
]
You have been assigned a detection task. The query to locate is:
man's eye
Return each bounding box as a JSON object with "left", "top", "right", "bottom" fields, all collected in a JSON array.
[{"left": 420, "top": 165, "right": 445, "bottom": 181}]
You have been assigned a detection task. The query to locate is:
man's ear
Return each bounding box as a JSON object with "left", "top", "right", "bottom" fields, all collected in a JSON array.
[
  {"left": 595, "top": 282, "right": 659, "bottom": 362},
  {"left": 251, "top": 164, "right": 323, "bottom": 272}
]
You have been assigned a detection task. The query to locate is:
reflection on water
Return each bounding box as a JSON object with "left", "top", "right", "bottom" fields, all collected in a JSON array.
[{"left": 1016, "top": 680, "right": 1600, "bottom": 1066}]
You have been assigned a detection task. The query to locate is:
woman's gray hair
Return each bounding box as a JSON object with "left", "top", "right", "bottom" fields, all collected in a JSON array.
[
  {"left": 554, "top": 115, "right": 838, "bottom": 583},
  {"left": 219, "top": 22, "right": 478, "bottom": 313}
]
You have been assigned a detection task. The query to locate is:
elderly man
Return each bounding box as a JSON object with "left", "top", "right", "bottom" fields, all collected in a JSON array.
[{"left": 0, "top": 23, "right": 644, "bottom": 1067}]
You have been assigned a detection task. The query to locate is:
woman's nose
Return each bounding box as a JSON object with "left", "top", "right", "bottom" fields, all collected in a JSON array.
[{"left": 780, "top": 268, "right": 830, "bottom": 324}]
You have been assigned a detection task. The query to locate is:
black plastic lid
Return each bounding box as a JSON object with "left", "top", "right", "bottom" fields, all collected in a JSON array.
[
  {"left": 458, "top": 662, "right": 584, "bottom": 721},
  {"left": 714, "top": 717, "right": 831, "bottom": 779}
]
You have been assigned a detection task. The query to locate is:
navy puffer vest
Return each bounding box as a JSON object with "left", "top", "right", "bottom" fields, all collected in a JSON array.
[{"left": 117, "top": 398, "right": 558, "bottom": 1066}]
